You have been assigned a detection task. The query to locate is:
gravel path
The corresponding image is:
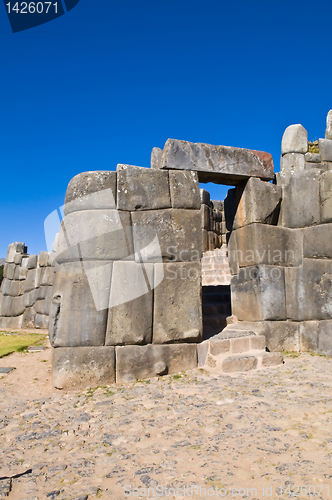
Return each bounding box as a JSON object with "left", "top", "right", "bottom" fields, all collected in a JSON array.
[{"left": 0, "top": 347, "right": 332, "bottom": 499}]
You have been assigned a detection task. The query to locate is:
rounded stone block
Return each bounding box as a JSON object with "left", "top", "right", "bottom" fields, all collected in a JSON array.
[
  {"left": 64, "top": 171, "right": 117, "bottom": 215},
  {"left": 281, "top": 124, "right": 308, "bottom": 155}
]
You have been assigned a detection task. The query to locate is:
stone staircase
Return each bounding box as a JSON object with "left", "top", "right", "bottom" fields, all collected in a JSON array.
[
  {"left": 202, "top": 285, "right": 231, "bottom": 339},
  {"left": 198, "top": 322, "right": 284, "bottom": 374}
]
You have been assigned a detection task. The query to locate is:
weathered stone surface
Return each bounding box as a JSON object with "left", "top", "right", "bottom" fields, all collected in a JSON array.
[
  {"left": 201, "top": 204, "right": 211, "bottom": 231},
  {"left": 56, "top": 210, "right": 133, "bottom": 263},
  {"left": 117, "top": 165, "right": 171, "bottom": 211},
  {"left": 22, "top": 307, "right": 36, "bottom": 328},
  {"left": 285, "top": 259, "right": 332, "bottom": 321},
  {"left": 320, "top": 171, "right": 332, "bottom": 223},
  {"left": 229, "top": 224, "right": 303, "bottom": 268},
  {"left": 131, "top": 209, "right": 201, "bottom": 263},
  {"left": 200, "top": 188, "right": 210, "bottom": 205},
  {"left": 262, "top": 321, "right": 300, "bottom": 352},
  {"left": 6, "top": 242, "right": 26, "bottom": 263},
  {"left": 300, "top": 321, "right": 319, "bottom": 352},
  {"left": 202, "top": 229, "right": 209, "bottom": 252},
  {"left": 39, "top": 251, "right": 51, "bottom": 267},
  {"left": 64, "top": 171, "right": 117, "bottom": 215},
  {"left": 151, "top": 147, "right": 162, "bottom": 169},
  {"left": 303, "top": 224, "right": 332, "bottom": 259},
  {"left": 52, "top": 346, "right": 115, "bottom": 390},
  {"left": 153, "top": 262, "right": 202, "bottom": 343},
  {"left": 210, "top": 338, "right": 230, "bottom": 356},
  {"left": 13, "top": 252, "right": 22, "bottom": 265},
  {"left": 0, "top": 315, "right": 23, "bottom": 329},
  {"left": 280, "top": 154, "right": 305, "bottom": 183},
  {"left": 27, "top": 255, "right": 38, "bottom": 270},
  {"left": 35, "top": 313, "right": 49, "bottom": 329},
  {"left": 250, "top": 335, "right": 266, "bottom": 350},
  {"left": 23, "top": 268, "right": 41, "bottom": 293},
  {"left": 158, "top": 139, "right": 274, "bottom": 184},
  {"left": 169, "top": 171, "right": 201, "bottom": 209},
  {"left": 279, "top": 168, "right": 320, "bottom": 228},
  {"left": 4, "top": 263, "right": 16, "bottom": 280},
  {"left": 1, "top": 279, "right": 24, "bottom": 297},
  {"left": 319, "top": 138, "right": 332, "bottom": 162},
  {"left": 116, "top": 343, "right": 197, "bottom": 383},
  {"left": 222, "top": 355, "right": 258, "bottom": 373},
  {"left": 317, "top": 321, "right": 332, "bottom": 356},
  {"left": 281, "top": 124, "right": 308, "bottom": 155},
  {"left": 225, "top": 178, "right": 281, "bottom": 231},
  {"left": 14, "top": 265, "right": 27, "bottom": 281},
  {"left": 261, "top": 352, "right": 283, "bottom": 367},
  {"left": 34, "top": 299, "right": 46, "bottom": 315},
  {"left": 230, "top": 336, "right": 250, "bottom": 353},
  {"left": 23, "top": 288, "right": 39, "bottom": 308},
  {"left": 231, "top": 265, "right": 286, "bottom": 321},
  {"left": 49, "top": 264, "right": 110, "bottom": 347},
  {"left": 326, "top": 110, "right": 332, "bottom": 139},
  {"left": 305, "top": 152, "right": 321, "bottom": 163},
  {"left": 10, "top": 296, "right": 25, "bottom": 317},
  {"left": 40, "top": 267, "right": 54, "bottom": 286},
  {"left": 106, "top": 262, "right": 153, "bottom": 345},
  {"left": 0, "top": 295, "right": 12, "bottom": 317}
]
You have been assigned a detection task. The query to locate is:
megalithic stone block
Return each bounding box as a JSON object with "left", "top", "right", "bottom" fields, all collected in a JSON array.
[
  {"left": 22, "top": 307, "right": 36, "bottom": 329},
  {"left": 279, "top": 168, "right": 320, "bottom": 228},
  {"left": 131, "top": 209, "right": 201, "bottom": 263},
  {"left": 229, "top": 224, "right": 303, "bottom": 268},
  {"left": 35, "top": 314, "right": 49, "bottom": 329},
  {"left": 231, "top": 265, "right": 286, "bottom": 321},
  {"left": 56, "top": 210, "right": 133, "bottom": 264},
  {"left": 281, "top": 124, "right": 308, "bottom": 155},
  {"left": 153, "top": 262, "right": 202, "bottom": 343},
  {"left": 151, "top": 147, "right": 162, "bottom": 169},
  {"left": 319, "top": 139, "right": 332, "bottom": 162},
  {"left": 49, "top": 261, "right": 111, "bottom": 347},
  {"left": 23, "top": 268, "right": 42, "bottom": 293},
  {"left": 6, "top": 243, "right": 26, "bottom": 263},
  {"left": 4, "top": 263, "right": 16, "bottom": 280},
  {"left": 320, "top": 171, "right": 332, "bottom": 223},
  {"left": 169, "top": 171, "right": 201, "bottom": 209},
  {"left": 157, "top": 139, "right": 274, "bottom": 184},
  {"left": 64, "top": 171, "right": 117, "bottom": 215},
  {"left": 303, "top": 224, "right": 332, "bottom": 259},
  {"left": 40, "top": 267, "right": 54, "bottom": 286},
  {"left": 117, "top": 164, "right": 171, "bottom": 211},
  {"left": 116, "top": 343, "right": 197, "bottom": 383},
  {"left": 225, "top": 177, "right": 281, "bottom": 231},
  {"left": 52, "top": 346, "right": 116, "bottom": 390},
  {"left": 261, "top": 321, "right": 300, "bottom": 352},
  {"left": 39, "top": 251, "right": 51, "bottom": 267},
  {"left": 285, "top": 259, "right": 332, "bottom": 321},
  {"left": 200, "top": 188, "right": 210, "bottom": 205},
  {"left": 326, "top": 110, "right": 332, "bottom": 140},
  {"left": 106, "top": 261, "right": 154, "bottom": 345}
]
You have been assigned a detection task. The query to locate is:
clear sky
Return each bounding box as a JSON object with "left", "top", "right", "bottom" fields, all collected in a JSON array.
[{"left": 0, "top": 0, "right": 331, "bottom": 258}]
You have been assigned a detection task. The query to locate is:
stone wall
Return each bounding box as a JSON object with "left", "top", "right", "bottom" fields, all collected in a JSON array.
[
  {"left": 0, "top": 243, "right": 54, "bottom": 329},
  {"left": 49, "top": 166, "right": 203, "bottom": 388},
  {"left": 228, "top": 114, "right": 332, "bottom": 356}
]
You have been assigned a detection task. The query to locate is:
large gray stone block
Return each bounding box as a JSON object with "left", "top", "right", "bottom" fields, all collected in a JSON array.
[
  {"left": 23, "top": 268, "right": 41, "bottom": 293},
  {"left": 153, "top": 262, "right": 202, "bottom": 343},
  {"left": 27, "top": 255, "right": 38, "bottom": 270},
  {"left": 4, "top": 263, "right": 16, "bottom": 280},
  {"left": 0, "top": 315, "right": 23, "bottom": 329},
  {"left": 35, "top": 314, "right": 49, "bottom": 329},
  {"left": 317, "top": 321, "right": 332, "bottom": 356},
  {"left": 39, "top": 251, "right": 51, "bottom": 267},
  {"left": 14, "top": 265, "right": 28, "bottom": 281},
  {"left": 320, "top": 171, "right": 332, "bottom": 223},
  {"left": 64, "top": 171, "right": 117, "bottom": 215},
  {"left": 52, "top": 346, "right": 116, "bottom": 390},
  {"left": 229, "top": 224, "right": 303, "bottom": 269},
  {"left": 106, "top": 261, "right": 153, "bottom": 345},
  {"left": 303, "top": 224, "right": 332, "bottom": 259},
  {"left": 56, "top": 210, "right": 133, "bottom": 264},
  {"left": 319, "top": 139, "right": 332, "bottom": 162},
  {"left": 34, "top": 299, "right": 46, "bottom": 315},
  {"left": 0, "top": 295, "right": 12, "bottom": 317},
  {"left": 158, "top": 139, "right": 274, "bottom": 184},
  {"left": 22, "top": 307, "right": 36, "bottom": 328},
  {"left": 281, "top": 124, "right": 308, "bottom": 155},
  {"left": 326, "top": 110, "right": 332, "bottom": 140},
  {"left": 279, "top": 168, "right": 320, "bottom": 228},
  {"left": 231, "top": 265, "right": 286, "bottom": 321},
  {"left": 23, "top": 288, "right": 39, "bottom": 308},
  {"left": 6, "top": 243, "right": 26, "bottom": 263},
  {"left": 116, "top": 343, "right": 197, "bottom": 383},
  {"left": 1, "top": 279, "right": 24, "bottom": 297},
  {"left": 262, "top": 321, "right": 300, "bottom": 352},
  {"left": 40, "top": 267, "right": 54, "bottom": 286},
  {"left": 285, "top": 259, "right": 332, "bottom": 321},
  {"left": 200, "top": 188, "right": 210, "bottom": 205},
  {"left": 151, "top": 147, "right": 162, "bottom": 169},
  {"left": 131, "top": 209, "right": 201, "bottom": 263},
  {"left": 10, "top": 296, "right": 25, "bottom": 317},
  {"left": 49, "top": 263, "right": 111, "bottom": 347},
  {"left": 225, "top": 178, "right": 281, "bottom": 231},
  {"left": 169, "top": 171, "right": 201, "bottom": 209},
  {"left": 117, "top": 164, "right": 171, "bottom": 211}
]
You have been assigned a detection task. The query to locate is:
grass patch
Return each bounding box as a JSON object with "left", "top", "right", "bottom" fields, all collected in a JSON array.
[
  {"left": 0, "top": 333, "right": 47, "bottom": 358},
  {"left": 282, "top": 351, "right": 301, "bottom": 358}
]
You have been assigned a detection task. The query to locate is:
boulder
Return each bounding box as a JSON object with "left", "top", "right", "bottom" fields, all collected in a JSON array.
[{"left": 281, "top": 124, "right": 308, "bottom": 155}]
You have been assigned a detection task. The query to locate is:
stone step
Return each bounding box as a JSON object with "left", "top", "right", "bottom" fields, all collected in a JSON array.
[{"left": 197, "top": 326, "right": 283, "bottom": 374}]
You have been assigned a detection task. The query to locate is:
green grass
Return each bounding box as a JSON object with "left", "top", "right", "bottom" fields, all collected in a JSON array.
[{"left": 0, "top": 332, "right": 47, "bottom": 358}]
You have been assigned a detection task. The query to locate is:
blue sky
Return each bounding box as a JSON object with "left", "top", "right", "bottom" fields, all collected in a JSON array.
[{"left": 0, "top": 0, "right": 331, "bottom": 257}]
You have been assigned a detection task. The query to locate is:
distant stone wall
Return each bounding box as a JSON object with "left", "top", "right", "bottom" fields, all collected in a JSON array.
[
  {"left": 0, "top": 243, "right": 54, "bottom": 329},
  {"left": 228, "top": 113, "right": 332, "bottom": 356}
]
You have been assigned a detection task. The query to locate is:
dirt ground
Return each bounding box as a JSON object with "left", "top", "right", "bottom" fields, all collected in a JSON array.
[{"left": 0, "top": 338, "right": 332, "bottom": 500}]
